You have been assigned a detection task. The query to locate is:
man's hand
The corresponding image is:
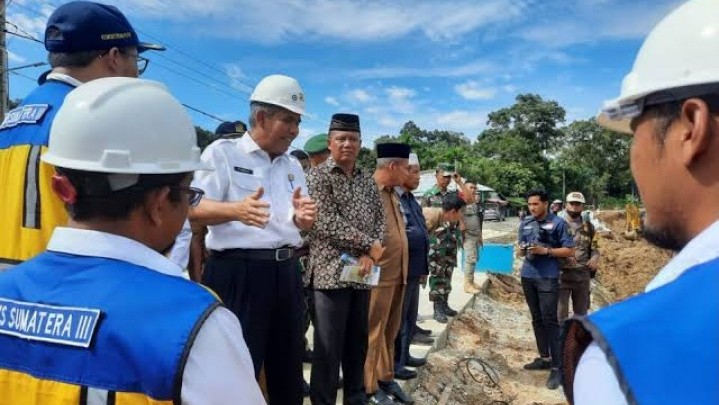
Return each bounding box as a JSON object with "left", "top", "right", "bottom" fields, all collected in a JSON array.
[
  {"left": 419, "top": 275, "right": 428, "bottom": 288},
  {"left": 357, "top": 255, "right": 374, "bottom": 277},
  {"left": 292, "top": 187, "right": 317, "bottom": 230},
  {"left": 369, "top": 240, "right": 385, "bottom": 263},
  {"left": 528, "top": 245, "right": 549, "bottom": 256},
  {"left": 587, "top": 256, "right": 599, "bottom": 270},
  {"left": 236, "top": 187, "right": 271, "bottom": 228}
]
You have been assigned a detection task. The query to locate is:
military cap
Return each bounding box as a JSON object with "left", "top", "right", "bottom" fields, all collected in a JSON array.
[
  {"left": 304, "top": 133, "right": 329, "bottom": 155},
  {"left": 215, "top": 121, "right": 247, "bottom": 137},
  {"left": 437, "top": 163, "right": 455, "bottom": 177}
]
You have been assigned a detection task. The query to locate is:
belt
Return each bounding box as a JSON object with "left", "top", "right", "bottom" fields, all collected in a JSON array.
[{"left": 211, "top": 247, "right": 297, "bottom": 262}]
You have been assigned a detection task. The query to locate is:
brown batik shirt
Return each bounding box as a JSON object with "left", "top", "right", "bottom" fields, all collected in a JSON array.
[{"left": 306, "top": 157, "right": 386, "bottom": 290}]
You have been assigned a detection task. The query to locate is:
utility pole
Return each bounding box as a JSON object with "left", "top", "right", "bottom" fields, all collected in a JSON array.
[{"left": 0, "top": 0, "right": 7, "bottom": 122}]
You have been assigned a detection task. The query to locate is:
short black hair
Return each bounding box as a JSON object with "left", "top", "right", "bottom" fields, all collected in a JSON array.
[
  {"left": 57, "top": 168, "right": 189, "bottom": 221},
  {"left": 290, "top": 149, "right": 309, "bottom": 160},
  {"left": 525, "top": 189, "right": 549, "bottom": 202},
  {"left": 442, "top": 193, "right": 466, "bottom": 212}
]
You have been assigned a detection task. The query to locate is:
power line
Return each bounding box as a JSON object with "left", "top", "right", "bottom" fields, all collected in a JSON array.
[
  {"left": 10, "top": 70, "right": 34, "bottom": 82},
  {"left": 151, "top": 60, "right": 245, "bottom": 102},
  {"left": 182, "top": 103, "right": 225, "bottom": 123},
  {"left": 3, "top": 29, "right": 41, "bottom": 44},
  {"left": 4, "top": 61, "right": 46, "bottom": 72}
]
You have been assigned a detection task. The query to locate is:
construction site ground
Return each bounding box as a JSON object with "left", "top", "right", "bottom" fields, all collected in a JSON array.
[{"left": 303, "top": 212, "right": 671, "bottom": 404}]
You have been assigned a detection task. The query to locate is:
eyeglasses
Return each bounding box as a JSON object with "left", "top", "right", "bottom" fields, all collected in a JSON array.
[
  {"left": 170, "top": 186, "right": 204, "bottom": 207},
  {"left": 101, "top": 48, "right": 150, "bottom": 75}
]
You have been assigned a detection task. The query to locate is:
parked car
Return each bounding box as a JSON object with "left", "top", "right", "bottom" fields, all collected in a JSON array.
[{"left": 484, "top": 203, "right": 505, "bottom": 221}]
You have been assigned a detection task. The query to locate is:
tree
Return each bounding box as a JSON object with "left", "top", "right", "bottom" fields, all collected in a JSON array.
[{"left": 195, "top": 126, "right": 214, "bottom": 151}]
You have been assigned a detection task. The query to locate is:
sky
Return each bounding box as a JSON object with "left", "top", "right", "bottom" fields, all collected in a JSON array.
[{"left": 6, "top": 0, "right": 686, "bottom": 149}]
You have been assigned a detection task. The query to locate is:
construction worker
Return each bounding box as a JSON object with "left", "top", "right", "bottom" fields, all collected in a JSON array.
[
  {"left": 0, "top": 1, "right": 164, "bottom": 270},
  {"left": 304, "top": 133, "right": 330, "bottom": 168},
  {"left": 423, "top": 194, "right": 466, "bottom": 325},
  {"left": 190, "top": 74, "right": 316, "bottom": 404},
  {"left": 558, "top": 192, "right": 599, "bottom": 322},
  {"left": 562, "top": 1, "right": 719, "bottom": 404},
  {"left": 461, "top": 182, "right": 483, "bottom": 294},
  {"left": 0, "top": 77, "right": 263, "bottom": 404}
]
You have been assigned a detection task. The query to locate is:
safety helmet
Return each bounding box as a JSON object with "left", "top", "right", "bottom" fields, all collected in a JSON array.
[
  {"left": 42, "top": 77, "right": 209, "bottom": 174},
  {"left": 250, "top": 74, "right": 306, "bottom": 115},
  {"left": 597, "top": 0, "right": 719, "bottom": 134}
]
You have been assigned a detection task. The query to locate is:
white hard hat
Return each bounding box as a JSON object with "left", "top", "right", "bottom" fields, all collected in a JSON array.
[
  {"left": 597, "top": 0, "right": 719, "bottom": 134},
  {"left": 250, "top": 74, "right": 305, "bottom": 115},
  {"left": 42, "top": 77, "right": 209, "bottom": 174}
]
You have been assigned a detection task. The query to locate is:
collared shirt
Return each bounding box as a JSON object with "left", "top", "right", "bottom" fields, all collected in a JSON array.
[
  {"left": 560, "top": 214, "right": 600, "bottom": 281},
  {"left": 193, "top": 134, "right": 307, "bottom": 250},
  {"left": 573, "top": 220, "right": 719, "bottom": 405},
  {"left": 377, "top": 183, "right": 408, "bottom": 286},
  {"left": 518, "top": 213, "right": 574, "bottom": 278},
  {"left": 44, "top": 228, "right": 265, "bottom": 405},
  {"left": 46, "top": 72, "right": 83, "bottom": 87},
  {"left": 168, "top": 219, "right": 192, "bottom": 269},
  {"left": 306, "top": 157, "right": 385, "bottom": 290},
  {"left": 398, "top": 189, "right": 429, "bottom": 279}
]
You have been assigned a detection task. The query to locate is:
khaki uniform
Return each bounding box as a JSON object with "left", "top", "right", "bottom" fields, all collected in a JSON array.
[
  {"left": 558, "top": 214, "right": 599, "bottom": 321},
  {"left": 462, "top": 202, "right": 483, "bottom": 275}
]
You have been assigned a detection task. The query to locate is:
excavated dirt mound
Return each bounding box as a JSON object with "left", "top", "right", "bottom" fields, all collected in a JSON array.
[
  {"left": 413, "top": 211, "right": 672, "bottom": 404},
  {"left": 593, "top": 212, "right": 672, "bottom": 300}
]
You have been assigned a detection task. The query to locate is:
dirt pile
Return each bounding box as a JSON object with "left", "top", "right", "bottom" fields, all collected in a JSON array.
[{"left": 593, "top": 211, "right": 672, "bottom": 301}]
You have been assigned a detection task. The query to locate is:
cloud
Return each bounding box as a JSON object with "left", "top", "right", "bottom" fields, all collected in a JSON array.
[
  {"left": 7, "top": 51, "right": 26, "bottom": 63},
  {"left": 351, "top": 59, "right": 494, "bottom": 80},
  {"left": 433, "top": 109, "right": 488, "bottom": 135},
  {"left": 454, "top": 80, "right": 497, "bottom": 100},
  {"left": 223, "top": 64, "right": 253, "bottom": 94},
  {"left": 503, "top": 84, "right": 518, "bottom": 93},
  {"left": 348, "top": 89, "right": 374, "bottom": 103},
  {"left": 6, "top": 5, "right": 53, "bottom": 39},
  {"left": 324, "top": 96, "right": 339, "bottom": 106},
  {"left": 119, "top": 0, "right": 526, "bottom": 43}
]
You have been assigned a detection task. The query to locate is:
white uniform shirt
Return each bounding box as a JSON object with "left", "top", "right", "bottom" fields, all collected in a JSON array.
[
  {"left": 168, "top": 220, "right": 192, "bottom": 269},
  {"left": 47, "top": 228, "right": 266, "bottom": 405},
  {"left": 193, "top": 134, "right": 306, "bottom": 250},
  {"left": 46, "top": 72, "right": 84, "bottom": 87},
  {"left": 574, "top": 220, "right": 719, "bottom": 405}
]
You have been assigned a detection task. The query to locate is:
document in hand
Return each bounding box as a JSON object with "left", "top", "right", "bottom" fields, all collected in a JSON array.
[{"left": 339, "top": 264, "right": 381, "bottom": 286}]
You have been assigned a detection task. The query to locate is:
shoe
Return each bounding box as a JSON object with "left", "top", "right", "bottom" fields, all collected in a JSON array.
[
  {"left": 394, "top": 368, "right": 417, "bottom": 380},
  {"left": 464, "top": 274, "right": 482, "bottom": 294},
  {"left": 523, "top": 357, "right": 552, "bottom": 370},
  {"left": 546, "top": 368, "right": 561, "bottom": 390},
  {"left": 433, "top": 302, "right": 448, "bottom": 323},
  {"left": 303, "top": 379, "right": 310, "bottom": 397},
  {"left": 367, "top": 389, "right": 396, "bottom": 405},
  {"left": 411, "top": 333, "right": 434, "bottom": 346},
  {"left": 407, "top": 356, "right": 427, "bottom": 367},
  {"left": 443, "top": 301, "right": 458, "bottom": 317},
  {"left": 379, "top": 380, "right": 414, "bottom": 404},
  {"left": 414, "top": 325, "right": 432, "bottom": 336}
]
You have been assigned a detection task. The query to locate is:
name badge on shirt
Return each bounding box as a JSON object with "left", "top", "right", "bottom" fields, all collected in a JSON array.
[
  {"left": 0, "top": 104, "right": 49, "bottom": 130},
  {"left": 234, "top": 166, "right": 253, "bottom": 175},
  {"left": 0, "top": 298, "right": 101, "bottom": 348}
]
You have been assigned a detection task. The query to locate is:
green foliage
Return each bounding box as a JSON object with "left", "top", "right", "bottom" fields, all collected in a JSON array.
[
  {"left": 195, "top": 126, "right": 215, "bottom": 151},
  {"left": 373, "top": 93, "right": 632, "bottom": 206}
]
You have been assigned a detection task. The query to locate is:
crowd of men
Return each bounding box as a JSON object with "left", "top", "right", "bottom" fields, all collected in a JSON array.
[{"left": 0, "top": 1, "right": 717, "bottom": 405}]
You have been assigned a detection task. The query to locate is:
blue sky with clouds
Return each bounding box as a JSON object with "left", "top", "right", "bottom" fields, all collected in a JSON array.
[{"left": 7, "top": 0, "right": 685, "bottom": 148}]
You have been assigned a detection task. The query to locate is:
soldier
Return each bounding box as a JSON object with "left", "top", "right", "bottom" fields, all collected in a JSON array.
[
  {"left": 423, "top": 194, "right": 467, "bottom": 323},
  {"left": 558, "top": 192, "right": 600, "bottom": 322},
  {"left": 304, "top": 133, "right": 330, "bottom": 168},
  {"left": 462, "top": 182, "right": 483, "bottom": 294},
  {"left": 421, "top": 163, "right": 472, "bottom": 317}
]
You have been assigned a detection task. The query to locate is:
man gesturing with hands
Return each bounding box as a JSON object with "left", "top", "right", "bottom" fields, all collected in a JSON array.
[{"left": 189, "top": 75, "right": 315, "bottom": 405}]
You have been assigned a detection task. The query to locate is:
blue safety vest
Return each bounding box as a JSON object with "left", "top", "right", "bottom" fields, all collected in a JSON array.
[
  {"left": 0, "top": 251, "right": 220, "bottom": 404},
  {"left": 562, "top": 257, "right": 719, "bottom": 405}
]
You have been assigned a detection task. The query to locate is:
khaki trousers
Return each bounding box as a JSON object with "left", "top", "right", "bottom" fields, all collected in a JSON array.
[{"left": 364, "top": 283, "right": 405, "bottom": 394}]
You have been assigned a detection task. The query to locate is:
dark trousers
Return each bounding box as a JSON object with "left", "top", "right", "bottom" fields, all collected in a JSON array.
[
  {"left": 394, "top": 278, "right": 420, "bottom": 371},
  {"left": 310, "top": 288, "right": 369, "bottom": 405},
  {"left": 521, "top": 277, "right": 561, "bottom": 368},
  {"left": 203, "top": 254, "right": 304, "bottom": 405},
  {"left": 558, "top": 278, "right": 590, "bottom": 322}
]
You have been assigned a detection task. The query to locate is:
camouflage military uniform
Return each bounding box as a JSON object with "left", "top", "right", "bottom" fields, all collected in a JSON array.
[
  {"left": 558, "top": 212, "right": 600, "bottom": 321},
  {"left": 421, "top": 186, "right": 452, "bottom": 208},
  {"left": 426, "top": 215, "right": 460, "bottom": 303}
]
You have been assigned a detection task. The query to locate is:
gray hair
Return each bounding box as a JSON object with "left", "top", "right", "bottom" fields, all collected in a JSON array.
[
  {"left": 48, "top": 50, "right": 105, "bottom": 69},
  {"left": 376, "top": 157, "right": 404, "bottom": 168},
  {"left": 249, "top": 102, "right": 283, "bottom": 128}
]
